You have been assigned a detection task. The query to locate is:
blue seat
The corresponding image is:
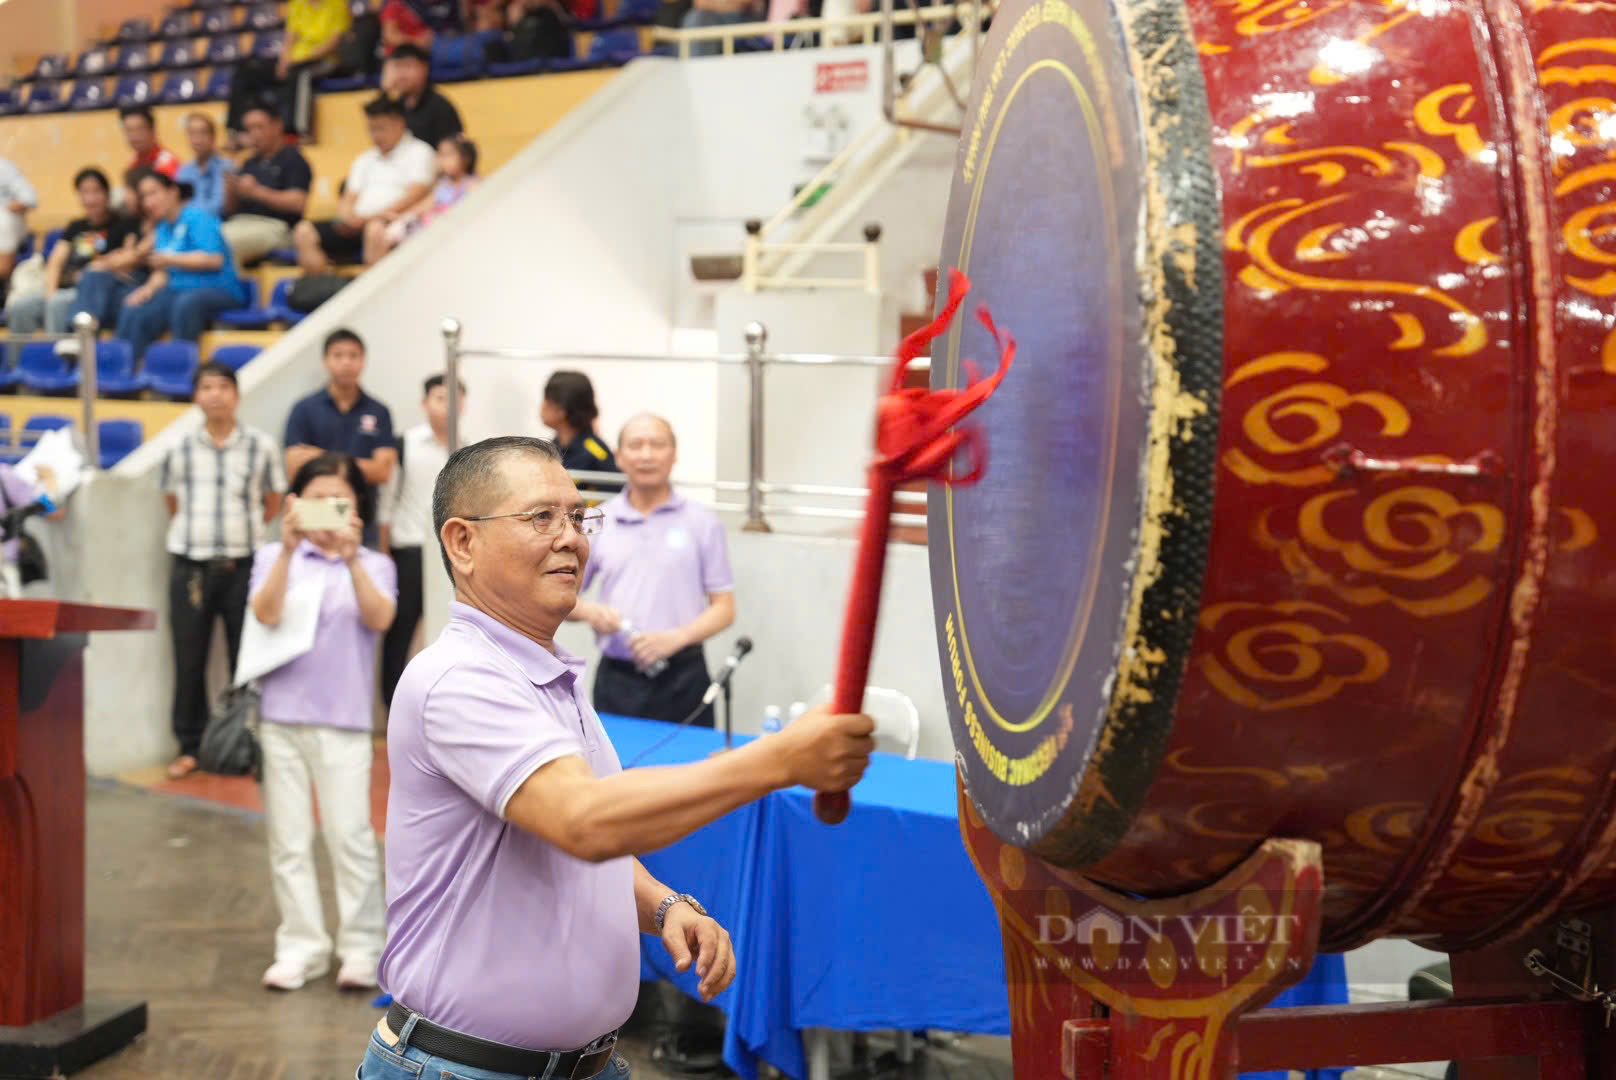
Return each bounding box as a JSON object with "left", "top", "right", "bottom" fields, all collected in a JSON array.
[
  {"left": 17, "top": 344, "right": 78, "bottom": 395},
  {"left": 209, "top": 344, "right": 261, "bottom": 372},
  {"left": 486, "top": 55, "right": 548, "bottom": 77},
  {"left": 41, "top": 228, "right": 63, "bottom": 260},
  {"left": 115, "top": 43, "right": 154, "bottom": 73},
  {"left": 31, "top": 55, "right": 70, "bottom": 81},
  {"left": 200, "top": 7, "right": 235, "bottom": 34},
  {"left": 23, "top": 82, "right": 65, "bottom": 114},
  {"left": 251, "top": 30, "right": 283, "bottom": 58},
  {"left": 140, "top": 341, "right": 200, "bottom": 398},
  {"left": 21, "top": 415, "right": 74, "bottom": 448},
  {"left": 97, "top": 420, "right": 143, "bottom": 468},
  {"left": 430, "top": 33, "right": 492, "bottom": 82},
  {"left": 114, "top": 74, "right": 155, "bottom": 107},
  {"left": 13, "top": 234, "right": 33, "bottom": 262},
  {"left": 158, "top": 69, "right": 205, "bottom": 104},
  {"left": 242, "top": 3, "right": 284, "bottom": 30},
  {"left": 203, "top": 66, "right": 236, "bottom": 100},
  {"left": 213, "top": 280, "right": 273, "bottom": 329},
  {"left": 0, "top": 90, "right": 19, "bottom": 117},
  {"left": 76, "top": 46, "right": 113, "bottom": 77},
  {"left": 268, "top": 279, "right": 303, "bottom": 326},
  {"left": 95, "top": 341, "right": 144, "bottom": 397},
  {"left": 158, "top": 37, "right": 204, "bottom": 69},
  {"left": 159, "top": 11, "right": 197, "bottom": 38},
  {"left": 117, "top": 17, "right": 154, "bottom": 42},
  {"left": 206, "top": 34, "right": 244, "bottom": 64},
  {"left": 67, "top": 77, "right": 109, "bottom": 111},
  {"left": 553, "top": 29, "right": 639, "bottom": 69}
]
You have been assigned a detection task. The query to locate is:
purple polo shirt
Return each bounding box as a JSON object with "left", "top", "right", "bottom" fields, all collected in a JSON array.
[
  {"left": 580, "top": 490, "right": 734, "bottom": 660},
  {"left": 0, "top": 465, "right": 43, "bottom": 564},
  {"left": 249, "top": 540, "right": 397, "bottom": 730},
  {"left": 378, "top": 601, "right": 638, "bottom": 1050}
]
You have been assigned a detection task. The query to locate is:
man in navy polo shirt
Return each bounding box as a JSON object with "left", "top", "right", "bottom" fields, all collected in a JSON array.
[{"left": 285, "top": 328, "right": 397, "bottom": 544}]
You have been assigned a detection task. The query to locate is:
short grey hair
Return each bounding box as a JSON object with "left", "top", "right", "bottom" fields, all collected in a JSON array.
[{"left": 431, "top": 436, "right": 563, "bottom": 580}]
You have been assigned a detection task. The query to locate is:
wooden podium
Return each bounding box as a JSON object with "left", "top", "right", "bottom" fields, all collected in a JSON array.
[{"left": 0, "top": 600, "right": 155, "bottom": 1078}]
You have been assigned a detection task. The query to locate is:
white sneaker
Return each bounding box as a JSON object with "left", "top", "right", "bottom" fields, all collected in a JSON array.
[
  {"left": 336, "top": 961, "right": 378, "bottom": 991},
  {"left": 261, "top": 957, "right": 330, "bottom": 991}
]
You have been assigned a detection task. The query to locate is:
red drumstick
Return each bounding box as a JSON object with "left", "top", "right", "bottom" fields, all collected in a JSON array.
[{"left": 816, "top": 268, "right": 1015, "bottom": 825}]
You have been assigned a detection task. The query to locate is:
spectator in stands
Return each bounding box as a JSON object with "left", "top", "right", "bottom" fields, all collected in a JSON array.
[
  {"left": 367, "top": 134, "right": 478, "bottom": 262},
  {"left": 98, "top": 168, "right": 246, "bottom": 361},
  {"left": 377, "top": 373, "right": 463, "bottom": 709},
  {"left": 250, "top": 452, "right": 395, "bottom": 992},
  {"left": 681, "top": 0, "right": 764, "bottom": 55},
  {"left": 465, "top": 0, "right": 508, "bottom": 31},
  {"left": 380, "top": 0, "right": 439, "bottom": 54},
  {"left": 161, "top": 361, "right": 286, "bottom": 781},
  {"left": 285, "top": 329, "right": 398, "bottom": 501},
  {"left": 223, "top": 105, "right": 313, "bottom": 267},
  {"left": 0, "top": 156, "right": 36, "bottom": 293},
  {"left": 292, "top": 97, "right": 435, "bottom": 273},
  {"left": 381, "top": 44, "right": 464, "bottom": 151},
  {"left": 569, "top": 414, "right": 735, "bottom": 726},
  {"left": 4, "top": 169, "right": 140, "bottom": 335},
  {"left": 228, "top": 0, "right": 354, "bottom": 141},
  {"left": 540, "top": 370, "right": 623, "bottom": 494},
  {"left": 119, "top": 106, "right": 181, "bottom": 207},
  {"left": 177, "top": 113, "right": 234, "bottom": 220}
]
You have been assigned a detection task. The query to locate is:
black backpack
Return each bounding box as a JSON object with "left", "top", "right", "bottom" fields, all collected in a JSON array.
[
  {"left": 199, "top": 685, "right": 262, "bottom": 779},
  {"left": 287, "top": 272, "right": 351, "bottom": 313},
  {"left": 338, "top": 12, "right": 383, "bottom": 74}
]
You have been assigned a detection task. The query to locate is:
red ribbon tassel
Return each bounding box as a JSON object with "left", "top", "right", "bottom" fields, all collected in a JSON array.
[{"left": 816, "top": 268, "right": 1015, "bottom": 825}]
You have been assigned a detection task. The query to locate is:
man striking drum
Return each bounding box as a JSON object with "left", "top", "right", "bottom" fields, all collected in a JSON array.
[{"left": 360, "top": 436, "right": 876, "bottom": 1080}]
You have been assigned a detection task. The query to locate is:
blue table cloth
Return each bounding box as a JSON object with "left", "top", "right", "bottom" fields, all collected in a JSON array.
[{"left": 604, "top": 716, "right": 1347, "bottom": 1080}]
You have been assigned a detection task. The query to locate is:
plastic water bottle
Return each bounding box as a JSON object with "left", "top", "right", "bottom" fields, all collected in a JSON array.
[
  {"left": 618, "top": 617, "right": 668, "bottom": 678},
  {"left": 788, "top": 702, "right": 807, "bottom": 724},
  {"left": 761, "top": 705, "right": 784, "bottom": 735}
]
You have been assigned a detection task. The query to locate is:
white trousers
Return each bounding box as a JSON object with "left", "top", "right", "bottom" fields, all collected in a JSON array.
[{"left": 260, "top": 720, "right": 386, "bottom": 969}]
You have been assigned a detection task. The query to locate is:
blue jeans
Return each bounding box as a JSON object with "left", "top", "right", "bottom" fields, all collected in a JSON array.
[
  {"left": 114, "top": 284, "right": 242, "bottom": 360},
  {"left": 357, "top": 1026, "right": 633, "bottom": 1080},
  {"left": 71, "top": 270, "right": 144, "bottom": 331},
  {"left": 3, "top": 288, "right": 77, "bottom": 334}
]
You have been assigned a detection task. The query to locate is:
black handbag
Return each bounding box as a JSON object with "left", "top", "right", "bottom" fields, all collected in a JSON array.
[
  {"left": 287, "top": 272, "right": 351, "bottom": 313},
  {"left": 199, "top": 684, "right": 262, "bottom": 779}
]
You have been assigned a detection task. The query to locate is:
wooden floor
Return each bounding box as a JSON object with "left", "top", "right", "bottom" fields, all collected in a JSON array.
[{"left": 76, "top": 781, "right": 1012, "bottom": 1080}]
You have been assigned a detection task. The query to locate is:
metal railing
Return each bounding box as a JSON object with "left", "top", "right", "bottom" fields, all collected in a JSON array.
[
  {"left": 649, "top": 1, "right": 984, "bottom": 57},
  {"left": 0, "top": 313, "right": 104, "bottom": 467},
  {"left": 740, "top": 221, "right": 882, "bottom": 293},
  {"left": 440, "top": 319, "right": 930, "bottom": 533}
]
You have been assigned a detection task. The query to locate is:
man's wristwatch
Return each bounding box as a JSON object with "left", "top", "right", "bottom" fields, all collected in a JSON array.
[{"left": 654, "top": 892, "right": 707, "bottom": 931}]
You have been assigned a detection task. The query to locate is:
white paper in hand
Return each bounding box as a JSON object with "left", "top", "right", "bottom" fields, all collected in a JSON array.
[
  {"left": 16, "top": 427, "right": 85, "bottom": 497},
  {"left": 234, "top": 578, "right": 324, "bottom": 686}
]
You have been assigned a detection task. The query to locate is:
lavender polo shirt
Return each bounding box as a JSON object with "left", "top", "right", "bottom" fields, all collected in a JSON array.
[
  {"left": 378, "top": 602, "right": 638, "bottom": 1050},
  {"left": 580, "top": 491, "right": 734, "bottom": 661},
  {"left": 249, "top": 540, "right": 397, "bottom": 730}
]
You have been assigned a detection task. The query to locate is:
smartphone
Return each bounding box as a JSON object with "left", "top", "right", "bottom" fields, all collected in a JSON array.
[{"left": 297, "top": 496, "right": 353, "bottom": 531}]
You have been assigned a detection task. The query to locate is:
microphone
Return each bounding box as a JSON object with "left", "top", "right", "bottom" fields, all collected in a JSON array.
[{"left": 700, "top": 636, "right": 753, "bottom": 707}]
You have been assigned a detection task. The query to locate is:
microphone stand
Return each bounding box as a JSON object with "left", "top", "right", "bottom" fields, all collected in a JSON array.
[{"left": 722, "top": 676, "right": 734, "bottom": 752}]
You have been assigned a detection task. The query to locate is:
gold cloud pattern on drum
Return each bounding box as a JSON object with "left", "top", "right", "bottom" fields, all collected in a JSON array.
[
  {"left": 1540, "top": 44, "right": 1616, "bottom": 298},
  {"left": 1413, "top": 84, "right": 1488, "bottom": 160},
  {"left": 1222, "top": 353, "right": 1412, "bottom": 487},
  {"left": 1455, "top": 217, "right": 1504, "bottom": 265},
  {"left": 1196, "top": 601, "right": 1390, "bottom": 710},
  {"left": 1556, "top": 507, "right": 1597, "bottom": 553},
  {"left": 1229, "top": 196, "right": 1488, "bottom": 357},
  {"left": 1253, "top": 487, "right": 1504, "bottom": 617}
]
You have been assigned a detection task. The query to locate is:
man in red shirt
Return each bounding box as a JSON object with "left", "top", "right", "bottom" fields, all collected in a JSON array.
[{"left": 119, "top": 106, "right": 181, "bottom": 206}]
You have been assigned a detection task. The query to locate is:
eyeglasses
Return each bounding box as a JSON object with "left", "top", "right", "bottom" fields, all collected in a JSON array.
[{"left": 466, "top": 506, "right": 606, "bottom": 537}]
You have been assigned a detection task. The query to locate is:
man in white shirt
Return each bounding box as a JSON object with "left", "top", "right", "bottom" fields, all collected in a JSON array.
[
  {"left": 377, "top": 373, "right": 463, "bottom": 708},
  {"left": 0, "top": 157, "right": 38, "bottom": 287},
  {"left": 292, "top": 96, "right": 434, "bottom": 273}
]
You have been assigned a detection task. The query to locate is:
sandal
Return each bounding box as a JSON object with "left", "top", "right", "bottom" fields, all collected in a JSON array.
[{"left": 166, "top": 755, "right": 199, "bottom": 780}]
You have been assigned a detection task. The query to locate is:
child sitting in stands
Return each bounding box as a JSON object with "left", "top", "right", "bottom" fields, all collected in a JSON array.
[{"left": 367, "top": 135, "right": 479, "bottom": 262}]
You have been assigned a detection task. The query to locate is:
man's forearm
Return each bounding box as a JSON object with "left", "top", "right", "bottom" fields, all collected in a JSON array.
[
  {"left": 678, "top": 594, "right": 735, "bottom": 649},
  {"left": 633, "top": 859, "right": 676, "bottom": 934},
  {"left": 509, "top": 743, "right": 789, "bottom": 863}
]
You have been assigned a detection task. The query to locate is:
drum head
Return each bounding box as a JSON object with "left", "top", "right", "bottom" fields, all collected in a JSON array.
[{"left": 929, "top": 0, "right": 1223, "bottom": 866}]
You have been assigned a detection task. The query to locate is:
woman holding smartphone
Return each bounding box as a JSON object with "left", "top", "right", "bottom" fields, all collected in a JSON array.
[{"left": 250, "top": 453, "right": 396, "bottom": 992}]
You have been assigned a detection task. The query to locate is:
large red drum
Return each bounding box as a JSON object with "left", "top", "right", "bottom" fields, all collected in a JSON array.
[{"left": 929, "top": 0, "right": 1616, "bottom": 952}]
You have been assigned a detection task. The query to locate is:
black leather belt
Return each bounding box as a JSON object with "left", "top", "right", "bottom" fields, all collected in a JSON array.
[{"left": 385, "top": 1002, "right": 617, "bottom": 1079}]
